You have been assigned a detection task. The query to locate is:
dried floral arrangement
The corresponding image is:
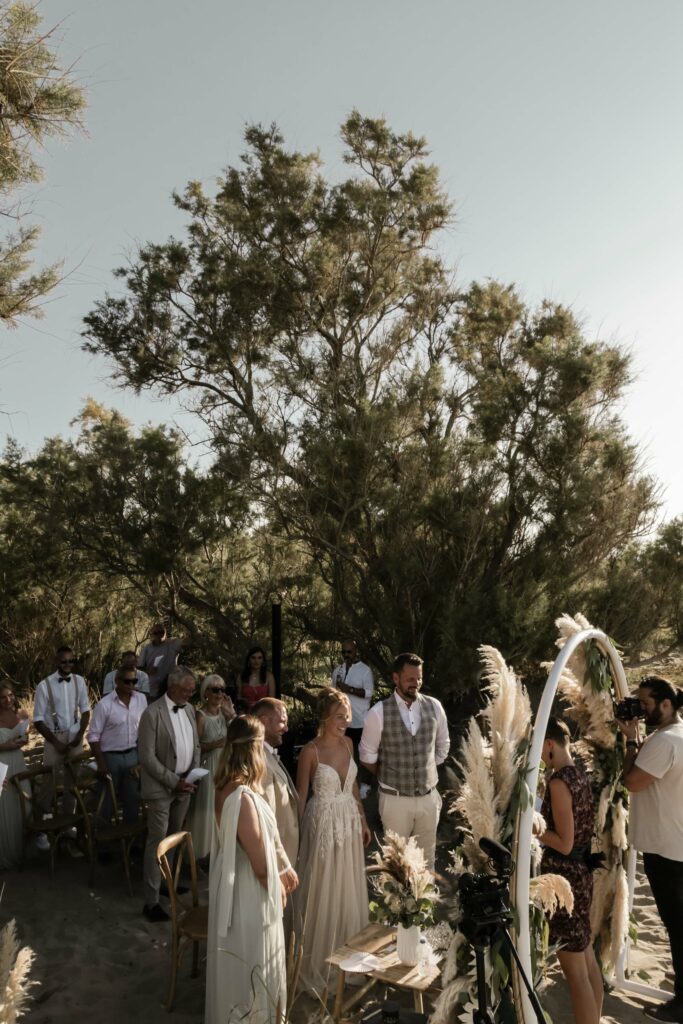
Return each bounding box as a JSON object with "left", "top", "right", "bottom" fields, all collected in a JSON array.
[
  {"left": 431, "top": 645, "right": 572, "bottom": 1024},
  {"left": 368, "top": 830, "right": 439, "bottom": 929},
  {"left": 0, "top": 920, "right": 35, "bottom": 1024},
  {"left": 550, "top": 612, "right": 630, "bottom": 975}
]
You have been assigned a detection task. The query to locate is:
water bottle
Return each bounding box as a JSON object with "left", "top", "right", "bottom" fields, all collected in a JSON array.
[{"left": 416, "top": 936, "right": 430, "bottom": 977}]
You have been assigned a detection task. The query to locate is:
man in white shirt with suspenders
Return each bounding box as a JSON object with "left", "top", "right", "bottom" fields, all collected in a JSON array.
[{"left": 33, "top": 645, "right": 91, "bottom": 815}]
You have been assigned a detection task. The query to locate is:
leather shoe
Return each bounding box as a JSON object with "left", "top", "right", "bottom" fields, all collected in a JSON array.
[
  {"left": 645, "top": 1000, "right": 683, "bottom": 1023},
  {"left": 142, "top": 903, "right": 169, "bottom": 923}
]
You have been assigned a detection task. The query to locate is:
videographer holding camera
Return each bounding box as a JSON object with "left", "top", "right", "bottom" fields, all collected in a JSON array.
[{"left": 619, "top": 675, "right": 683, "bottom": 1023}]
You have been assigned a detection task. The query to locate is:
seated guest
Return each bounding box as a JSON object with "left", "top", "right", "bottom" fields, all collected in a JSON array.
[
  {"left": 102, "top": 651, "right": 150, "bottom": 698},
  {"left": 186, "top": 674, "right": 235, "bottom": 861},
  {"left": 89, "top": 667, "right": 147, "bottom": 824},
  {"left": 0, "top": 684, "right": 30, "bottom": 869},
  {"left": 206, "top": 715, "right": 286, "bottom": 1024},
  {"left": 236, "top": 646, "right": 276, "bottom": 711},
  {"left": 538, "top": 716, "right": 602, "bottom": 1024}
]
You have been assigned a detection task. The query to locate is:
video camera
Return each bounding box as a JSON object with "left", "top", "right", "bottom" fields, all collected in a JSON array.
[
  {"left": 458, "top": 837, "right": 513, "bottom": 944},
  {"left": 614, "top": 695, "right": 644, "bottom": 720}
]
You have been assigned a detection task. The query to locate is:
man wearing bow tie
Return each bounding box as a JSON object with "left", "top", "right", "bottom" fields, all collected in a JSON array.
[
  {"left": 138, "top": 665, "right": 200, "bottom": 922},
  {"left": 33, "top": 645, "right": 91, "bottom": 815}
]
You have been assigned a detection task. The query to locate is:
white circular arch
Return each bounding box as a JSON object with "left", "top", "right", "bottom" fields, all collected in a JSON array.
[{"left": 512, "top": 627, "right": 667, "bottom": 1023}]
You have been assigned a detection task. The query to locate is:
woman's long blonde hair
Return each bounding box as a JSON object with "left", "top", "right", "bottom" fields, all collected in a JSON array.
[
  {"left": 316, "top": 687, "right": 351, "bottom": 737},
  {"left": 214, "top": 714, "right": 265, "bottom": 793}
]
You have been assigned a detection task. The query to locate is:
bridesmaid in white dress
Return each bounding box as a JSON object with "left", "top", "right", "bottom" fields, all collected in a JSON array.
[
  {"left": 0, "top": 684, "right": 30, "bottom": 869},
  {"left": 294, "top": 689, "right": 371, "bottom": 996},
  {"left": 206, "top": 715, "right": 287, "bottom": 1024},
  {"left": 187, "top": 674, "right": 234, "bottom": 860}
]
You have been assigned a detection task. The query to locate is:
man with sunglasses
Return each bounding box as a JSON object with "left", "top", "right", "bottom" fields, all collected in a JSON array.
[
  {"left": 89, "top": 668, "right": 147, "bottom": 824},
  {"left": 33, "top": 645, "right": 91, "bottom": 815},
  {"left": 331, "top": 639, "right": 374, "bottom": 752}
]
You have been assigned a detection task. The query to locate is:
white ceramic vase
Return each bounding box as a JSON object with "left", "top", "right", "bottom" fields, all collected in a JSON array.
[{"left": 396, "top": 923, "right": 420, "bottom": 966}]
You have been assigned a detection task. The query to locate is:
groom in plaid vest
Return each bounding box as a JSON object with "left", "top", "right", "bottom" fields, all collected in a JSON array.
[{"left": 360, "top": 652, "right": 449, "bottom": 868}]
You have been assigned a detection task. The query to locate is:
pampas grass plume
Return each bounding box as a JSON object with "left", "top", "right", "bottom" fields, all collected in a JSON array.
[
  {"left": 0, "top": 920, "right": 36, "bottom": 1024},
  {"left": 529, "top": 874, "right": 574, "bottom": 916}
]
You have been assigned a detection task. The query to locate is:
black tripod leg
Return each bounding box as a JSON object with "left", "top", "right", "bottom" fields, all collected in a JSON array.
[
  {"left": 472, "top": 945, "right": 496, "bottom": 1024},
  {"left": 499, "top": 927, "right": 547, "bottom": 1024}
]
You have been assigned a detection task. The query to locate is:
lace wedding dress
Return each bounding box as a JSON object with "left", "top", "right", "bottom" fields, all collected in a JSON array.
[{"left": 294, "top": 752, "right": 369, "bottom": 996}]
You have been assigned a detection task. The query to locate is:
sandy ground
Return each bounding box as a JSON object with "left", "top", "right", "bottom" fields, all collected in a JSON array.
[{"left": 0, "top": 841, "right": 674, "bottom": 1024}]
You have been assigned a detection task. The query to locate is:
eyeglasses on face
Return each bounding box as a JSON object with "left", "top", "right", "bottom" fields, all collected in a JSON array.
[
  {"left": 119, "top": 677, "right": 137, "bottom": 684},
  {"left": 209, "top": 687, "right": 226, "bottom": 694},
  {"left": 59, "top": 659, "right": 75, "bottom": 665}
]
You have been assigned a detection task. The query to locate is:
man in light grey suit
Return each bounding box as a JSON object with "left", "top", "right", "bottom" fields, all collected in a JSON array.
[
  {"left": 138, "top": 665, "right": 200, "bottom": 922},
  {"left": 253, "top": 698, "right": 299, "bottom": 891}
]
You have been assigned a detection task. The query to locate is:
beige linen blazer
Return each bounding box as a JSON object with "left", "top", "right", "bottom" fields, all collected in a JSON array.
[
  {"left": 262, "top": 747, "right": 300, "bottom": 870},
  {"left": 138, "top": 698, "right": 200, "bottom": 802}
]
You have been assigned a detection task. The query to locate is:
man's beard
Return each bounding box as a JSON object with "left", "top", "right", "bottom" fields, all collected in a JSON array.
[{"left": 646, "top": 704, "right": 663, "bottom": 727}]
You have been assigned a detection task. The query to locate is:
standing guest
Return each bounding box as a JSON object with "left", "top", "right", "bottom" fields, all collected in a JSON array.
[
  {"left": 0, "top": 684, "right": 30, "bottom": 869},
  {"left": 538, "top": 716, "right": 602, "bottom": 1024},
  {"left": 186, "top": 674, "right": 235, "bottom": 861},
  {"left": 102, "top": 651, "right": 150, "bottom": 698},
  {"left": 620, "top": 676, "right": 683, "bottom": 1024},
  {"left": 33, "top": 645, "right": 91, "bottom": 814},
  {"left": 138, "top": 623, "right": 188, "bottom": 700},
  {"left": 294, "top": 689, "right": 370, "bottom": 997},
  {"left": 206, "top": 715, "right": 287, "bottom": 1024},
  {"left": 138, "top": 665, "right": 200, "bottom": 922},
  {"left": 253, "top": 698, "right": 300, "bottom": 882},
  {"left": 236, "top": 646, "right": 276, "bottom": 711},
  {"left": 331, "top": 638, "right": 374, "bottom": 764},
  {"left": 88, "top": 668, "right": 147, "bottom": 824},
  {"left": 360, "top": 652, "right": 449, "bottom": 869}
]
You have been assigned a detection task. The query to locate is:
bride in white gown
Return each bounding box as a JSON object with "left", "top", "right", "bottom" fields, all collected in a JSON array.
[
  {"left": 206, "top": 715, "right": 288, "bottom": 1024},
  {"left": 293, "top": 689, "right": 371, "bottom": 996}
]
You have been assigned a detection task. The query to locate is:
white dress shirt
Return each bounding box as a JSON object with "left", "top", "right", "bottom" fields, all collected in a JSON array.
[
  {"left": 88, "top": 690, "right": 147, "bottom": 752},
  {"left": 164, "top": 694, "right": 194, "bottom": 774},
  {"left": 359, "top": 690, "right": 450, "bottom": 766},
  {"left": 102, "top": 669, "right": 150, "bottom": 696},
  {"left": 33, "top": 672, "right": 91, "bottom": 732},
  {"left": 332, "top": 660, "right": 374, "bottom": 728}
]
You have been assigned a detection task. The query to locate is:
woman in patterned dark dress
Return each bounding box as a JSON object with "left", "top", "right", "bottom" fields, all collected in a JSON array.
[{"left": 539, "top": 716, "right": 602, "bottom": 1024}]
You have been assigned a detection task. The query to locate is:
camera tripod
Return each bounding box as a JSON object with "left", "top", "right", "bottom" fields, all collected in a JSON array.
[{"left": 460, "top": 916, "right": 547, "bottom": 1024}]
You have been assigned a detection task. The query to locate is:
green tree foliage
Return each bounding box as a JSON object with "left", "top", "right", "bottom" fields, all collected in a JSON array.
[
  {"left": 0, "top": 0, "right": 85, "bottom": 326},
  {"left": 589, "top": 516, "right": 683, "bottom": 657},
  {"left": 0, "top": 402, "right": 307, "bottom": 684},
  {"left": 81, "top": 114, "right": 659, "bottom": 696}
]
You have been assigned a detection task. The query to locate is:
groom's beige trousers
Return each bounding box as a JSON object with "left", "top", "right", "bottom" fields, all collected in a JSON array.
[{"left": 378, "top": 788, "right": 442, "bottom": 869}]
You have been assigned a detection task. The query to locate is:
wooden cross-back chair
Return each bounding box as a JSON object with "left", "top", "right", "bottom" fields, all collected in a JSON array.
[{"left": 156, "top": 830, "right": 208, "bottom": 1011}]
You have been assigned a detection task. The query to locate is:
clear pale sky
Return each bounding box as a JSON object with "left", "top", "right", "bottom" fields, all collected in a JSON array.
[{"left": 3, "top": 0, "right": 682, "bottom": 520}]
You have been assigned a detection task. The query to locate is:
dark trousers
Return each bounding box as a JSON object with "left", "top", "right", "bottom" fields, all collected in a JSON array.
[
  {"left": 101, "top": 749, "right": 140, "bottom": 824},
  {"left": 643, "top": 851, "right": 683, "bottom": 999}
]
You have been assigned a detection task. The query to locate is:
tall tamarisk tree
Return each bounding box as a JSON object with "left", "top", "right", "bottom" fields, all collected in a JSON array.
[
  {"left": 0, "top": 0, "right": 85, "bottom": 326},
  {"left": 82, "top": 113, "right": 657, "bottom": 696}
]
